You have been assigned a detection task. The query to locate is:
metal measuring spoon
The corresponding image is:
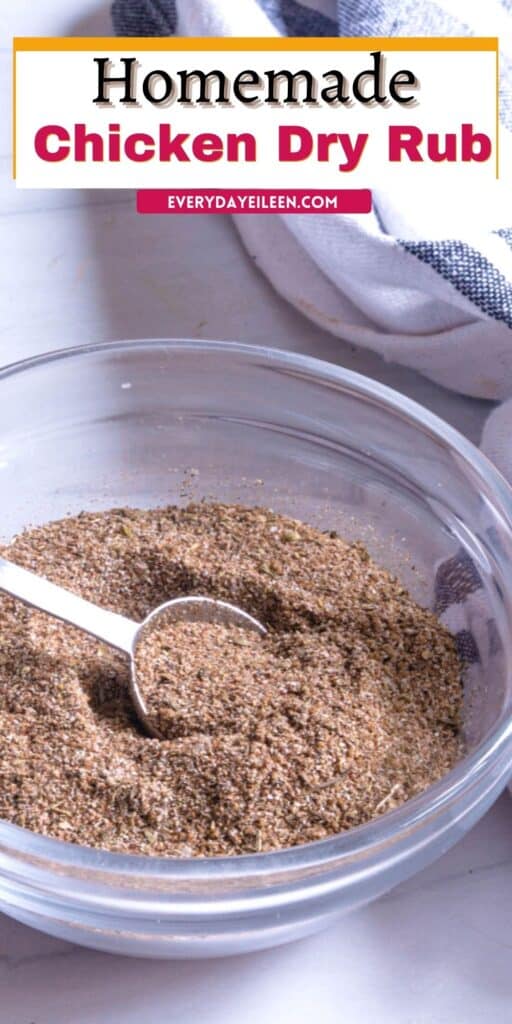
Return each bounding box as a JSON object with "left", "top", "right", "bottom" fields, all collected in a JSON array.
[{"left": 0, "top": 555, "right": 266, "bottom": 737}]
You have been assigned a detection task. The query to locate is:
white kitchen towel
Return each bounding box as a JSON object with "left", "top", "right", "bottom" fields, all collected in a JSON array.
[{"left": 112, "top": 0, "right": 512, "bottom": 407}]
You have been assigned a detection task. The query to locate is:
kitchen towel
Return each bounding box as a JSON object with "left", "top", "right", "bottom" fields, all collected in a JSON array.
[{"left": 112, "top": 0, "right": 512, "bottom": 479}]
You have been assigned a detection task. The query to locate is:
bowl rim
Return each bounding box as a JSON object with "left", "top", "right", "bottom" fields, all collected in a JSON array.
[{"left": 1, "top": 336, "right": 512, "bottom": 883}]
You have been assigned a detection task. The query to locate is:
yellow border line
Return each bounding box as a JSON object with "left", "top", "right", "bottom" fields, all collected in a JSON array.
[{"left": 14, "top": 36, "right": 498, "bottom": 52}]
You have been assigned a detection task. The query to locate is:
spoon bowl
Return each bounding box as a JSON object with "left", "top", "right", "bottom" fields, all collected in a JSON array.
[
  {"left": 129, "top": 596, "right": 266, "bottom": 737},
  {"left": 0, "top": 556, "right": 266, "bottom": 736}
]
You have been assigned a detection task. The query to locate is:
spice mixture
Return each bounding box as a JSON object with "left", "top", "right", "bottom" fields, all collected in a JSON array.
[{"left": 0, "top": 503, "right": 463, "bottom": 856}]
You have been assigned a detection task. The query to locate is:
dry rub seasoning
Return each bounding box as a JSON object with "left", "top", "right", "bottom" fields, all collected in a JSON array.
[{"left": 0, "top": 503, "right": 463, "bottom": 856}]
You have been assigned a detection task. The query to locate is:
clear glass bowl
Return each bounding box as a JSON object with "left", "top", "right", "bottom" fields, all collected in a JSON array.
[{"left": 0, "top": 339, "right": 511, "bottom": 959}]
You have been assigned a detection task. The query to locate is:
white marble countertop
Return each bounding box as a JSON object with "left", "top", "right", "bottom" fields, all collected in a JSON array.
[{"left": 1, "top": 4, "right": 512, "bottom": 1021}]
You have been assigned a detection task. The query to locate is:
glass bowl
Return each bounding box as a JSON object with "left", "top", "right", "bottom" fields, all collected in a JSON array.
[{"left": 0, "top": 339, "right": 511, "bottom": 959}]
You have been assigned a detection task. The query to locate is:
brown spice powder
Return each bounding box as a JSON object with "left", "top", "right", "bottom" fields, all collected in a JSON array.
[{"left": 0, "top": 502, "right": 464, "bottom": 856}]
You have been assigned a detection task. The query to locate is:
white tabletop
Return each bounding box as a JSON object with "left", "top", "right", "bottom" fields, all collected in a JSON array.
[{"left": 2, "top": 5, "right": 512, "bottom": 1021}]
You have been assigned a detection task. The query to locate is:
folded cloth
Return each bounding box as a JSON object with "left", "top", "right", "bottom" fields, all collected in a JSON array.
[{"left": 112, "top": 0, "right": 512, "bottom": 405}]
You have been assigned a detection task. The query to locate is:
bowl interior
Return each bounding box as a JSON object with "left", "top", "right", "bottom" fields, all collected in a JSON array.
[{"left": 1, "top": 341, "right": 512, "bottom": 760}]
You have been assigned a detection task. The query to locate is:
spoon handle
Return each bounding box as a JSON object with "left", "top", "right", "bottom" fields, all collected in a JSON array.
[{"left": 0, "top": 556, "right": 138, "bottom": 654}]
